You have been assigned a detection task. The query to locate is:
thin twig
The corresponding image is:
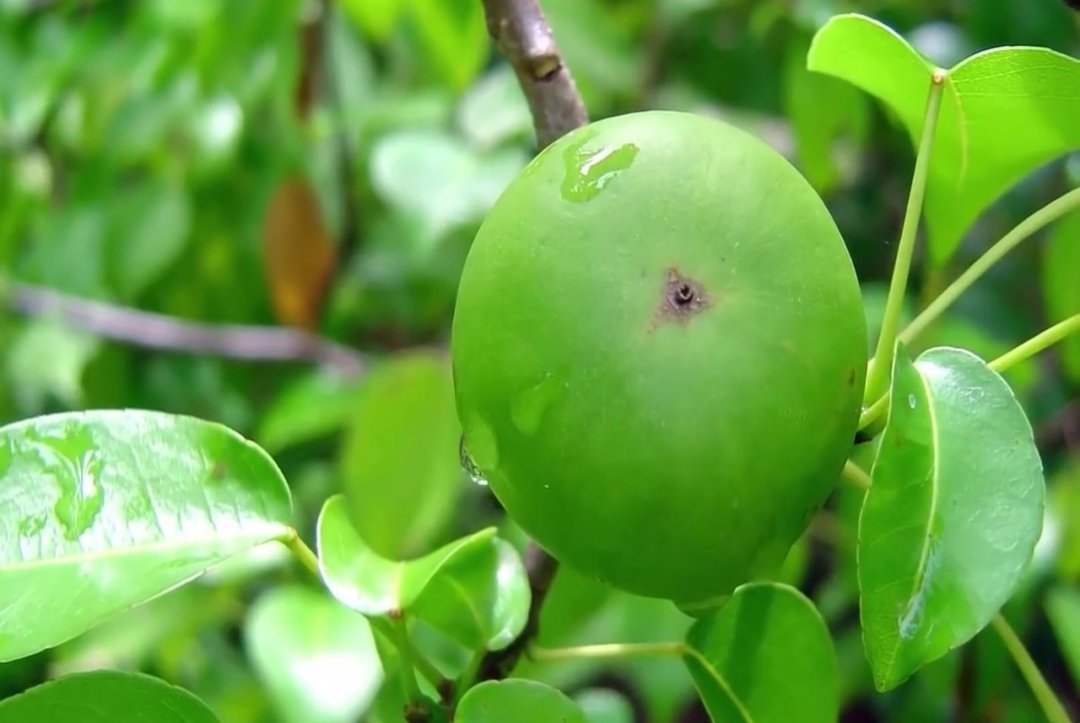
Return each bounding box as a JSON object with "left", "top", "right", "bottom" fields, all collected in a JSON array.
[
  {"left": 3, "top": 281, "right": 367, "bottom": 377},
  {"left": 474, "top": 0, "right": 590, "bottom": 682},
  {"left": 480, "top": 0, "right": 588, "bottom": 149}
]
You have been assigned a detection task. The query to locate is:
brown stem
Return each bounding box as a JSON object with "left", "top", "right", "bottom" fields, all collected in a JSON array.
[
  {"left": 3, "top": 281, "right": 367, "bottom": 377},
  {"left": 480, "top": 0, "right": 588, "bottom": 149}
]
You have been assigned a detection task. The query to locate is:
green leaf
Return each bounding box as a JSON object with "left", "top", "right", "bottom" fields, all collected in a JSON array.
[
  {"left": 1046, "top": 587, "right": 1080, "bottom": 689},
  {"left": 340, "top": 353, "right": 463, "bottom": 558},
  {"left": 340, "top": 0, "right": 403, "bottom": 41},
  {"left": 245, "top": 586, "right": 382, "bottom": 723},
  {"left": 457, "top": 67, "right": 533, "bottom": 150},
  {"left": 405, "top": 0, "right": 488, "bottom": 91},
  {"left": 107, "top": 181, "right": 191, "bottom": 301},
  {"left": 456, "top": 679, "right": 587, "bottom": 723},
  {"left": 683, "top": 582, "right": 838, "bottom": 723},
  {"left": 574, "top": 688, "right": 634, "bottom": 723},
  {"left": 317, "top": 495, "right": 500, "bottom": 627},
  {"left": 0, "top": 670, "right": 219, "bottom": 722},
  {"left": 6, "top": 320, "right": 100, "bottom": 410},
  {"left": 1043, "top": 208, "right": 1080, "bottom": 383},
  {"left": 258, "top": 371, "right": 362, "bottom": 454},
  {"left": 0, "top": 410, "right": 293, "bottom": 662},
  {"left": 808, "top": 13, "right": 1080, "bottom": 264},
  {"left": 859, "top": 346, "right": 1044, "bottom": 690}
]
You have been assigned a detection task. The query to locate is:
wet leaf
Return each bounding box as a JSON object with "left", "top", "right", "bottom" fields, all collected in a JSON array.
[
  {"left": 859, "top": 346, "right": 1044, "bottom": 690},
  {"left": 457, "top": 679, "right": 587, "bottom": 723},
  {"left": 0, "top": 411, "right": 292, "bottom": 662},
  {"left": 809, "top": 13, "right": 1080, "bottom": 264},
  {"left": 0, "top": 670, "right": 219, "bottom": 722},
  {"left": 245, "top": 586, "right": 382, "bottom": 723},
  {"left": 683, "top": 582, "right": 838, "bottom": 723}
]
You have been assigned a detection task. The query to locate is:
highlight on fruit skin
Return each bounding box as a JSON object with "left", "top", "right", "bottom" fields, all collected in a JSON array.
[{"left": 451, "top": 110, "right": 867, "bottom": 605}]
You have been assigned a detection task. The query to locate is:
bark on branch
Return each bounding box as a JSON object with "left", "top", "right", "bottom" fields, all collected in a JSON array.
[
  {"left": 4, "top": 281, "right": 367, "bottom": 377},
  {"left": 481, "top": 0, "right": 588, "bottom": 149}
]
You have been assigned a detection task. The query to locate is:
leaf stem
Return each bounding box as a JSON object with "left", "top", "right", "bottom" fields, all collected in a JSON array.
[
  {"left": 858, "top": 394, "right": 889, "bottom": 433},
  {"left": 990, "top": 313, "right": 1080, "bottom": 374},
  {"left": 841, "top": 459, "right": 872, "bottom": 491},
  {"left": 528, "top": 641, "right": 686, "bottom": 663},
  {"left": 390, "top": 616, "right": 422, "bottom": 703},
  {"left": 369, "top": 616, "right": 446, "bottom": 693},
  {"left": 991, "top": 614, "right": 1072, "bottom": 723},
  {"left": 901, "top": 187, "right": 1080, "bottom": 345},
  {"left": 864, "top": 72, "right": 947, "bottom": 404},
  {"left": 281, "top": 529, "right": 321, "bottom": 579}
]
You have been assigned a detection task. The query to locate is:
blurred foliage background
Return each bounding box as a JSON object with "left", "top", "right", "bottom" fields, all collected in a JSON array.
[{"left": 0, "top": 0, "right": 1078, "bottom": 721}]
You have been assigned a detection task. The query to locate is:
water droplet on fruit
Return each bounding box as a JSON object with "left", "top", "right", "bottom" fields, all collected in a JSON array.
[
  {"left": 907, "top": 394, "right": 917, "bottom": 409},
  {"left": 561, "top": 141, "right": 639, "bottom": 202},
  {"left": 53, "top": 450, "right": 105, "bottom": 540},
  {"left": 459, "top": 437, "right": 488, "bottom": 487},
  {"left": 511, "top": 373, "right": 562, "bottom": 436}
]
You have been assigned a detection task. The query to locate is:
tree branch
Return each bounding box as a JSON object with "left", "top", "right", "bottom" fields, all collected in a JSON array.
[
  {"left": 4, "top": 281, "right": 367, "bottom": 377},
  {"left": 480, "top": 0, "right": 588, "bottom": 149},
  {"left": 474, "top": 0, "right": 590, "bottom": 684}
]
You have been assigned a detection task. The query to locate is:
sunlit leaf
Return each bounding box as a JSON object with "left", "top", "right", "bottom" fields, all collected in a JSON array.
[
  {"left": 245, "top": 586, "right": 382, "bottom": 723},
  {"left": 405, "top": 0, "right": 488, "bottom": 91},
  {"left": 1043, "top": 208, "right": 1080, "bottom": 382},
  {"left": 809, "top": 13, "right": 1080, "bottom": 264},
  {"left": 859, "top": 346, "right": 1044, "bottom": 690},
  {"left": 457, "top": 679, "right": 587, "bottom": 723},
  {"left": 340, "top": 0, "right": 403, "bottom": 41},
  {"left": 0, "top": 670, "right": 219, "bottom": 722},
  {"left": 683, "top": 582, "right": 838, "bottom": 723},
  {"left": 340, "top": 353, "right": 462, "bottom": 558},
  {"left": 0, "top": 410, "right": 293, "bottom": 662}
]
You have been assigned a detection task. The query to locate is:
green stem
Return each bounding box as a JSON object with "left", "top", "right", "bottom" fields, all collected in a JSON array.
[
  {"left": 991, "top": 614, "right": 1072, "bottom": 723},
  {"left": 453, "top": 650, "right": 486, "bottom": 706},
  {"left": 901, "top": 187, "right": 1080, "bottom": 345},
  {"left": 990, "top": 314, "right": 1080, "bottom": 374},
  {"left": 528, "top": 641, "right": 685, "bottom": 663},
  {"left": 864, "top": 73, "right": 947, "bottom": 404},
  {"left": 390, "top": 617, "right": 422, "bottom": 703},
  {"left": 858, "top": 394, "right": 889, "bottom": 433},
  {"left": 841, "top": 459, "right": 872, "bottom": 491},
  {"left": 369, "top": 617, "right": 445, "bottom": 692},
  {"left": 281, "top": 529, "right": 321, "bottom": 579}
]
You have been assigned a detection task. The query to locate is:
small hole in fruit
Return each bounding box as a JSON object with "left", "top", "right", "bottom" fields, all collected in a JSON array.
[
  {"left": 652, "top": 267, "right": 710, "bottom": 328},
  {"left": 675, "top": 283, "right": 695, "bottom": 306}
]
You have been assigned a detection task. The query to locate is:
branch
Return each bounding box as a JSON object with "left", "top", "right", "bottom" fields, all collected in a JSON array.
[
  {"left": 4, "top": 281, "right": 367, "bottom": 377},
  {"left": 474, "top": 0, "right": 590, "bottom": 684},
  {"left": 480, "top": 0, "right": 588, "bottom": 149}
]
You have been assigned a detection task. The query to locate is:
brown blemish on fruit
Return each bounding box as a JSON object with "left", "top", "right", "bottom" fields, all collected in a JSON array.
[
  {"left": 847, "top": 368, "right": 856, "bottom": 386},
  {"left": 651, "top": 267, "right": 710, "bottom": 329}
]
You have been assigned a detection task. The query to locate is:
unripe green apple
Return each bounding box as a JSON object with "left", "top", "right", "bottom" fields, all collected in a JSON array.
[{"left": 451, "top": 110, "right": 866, "bottom": 605}]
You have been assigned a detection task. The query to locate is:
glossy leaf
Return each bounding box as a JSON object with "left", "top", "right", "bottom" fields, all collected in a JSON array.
[
  {"left": 0, "top": 410, "right": 293, "bottom": 662},
  {"left": 245, "top": 586, "right": 382, "bottom": 723},
  {"left": 860, "top": 347, "right": 1044, "bottom": 690},
  {"left": 457, "top": 679, "right": 587, "bottom": 723},
  {"left": 1046, "top": 587, "right": 1080, "bottom": 689},
  {"left": 317, "top": 495, "right": 494, "bottom": 620},
  {"left": 340, "top": 353, "right": 462, "bottom": 558},
  {"left": 809, "top": 14, "right": 1080, "bottom": 264},
  {"left": 0, "top": 670, "right": 219, "bottom": 722},
  {"left": 1043, "top": 208, "right": 1080, "bottom": 382},
  {"left": 683, "top": 582, "right": 837, "bottom": 723}
]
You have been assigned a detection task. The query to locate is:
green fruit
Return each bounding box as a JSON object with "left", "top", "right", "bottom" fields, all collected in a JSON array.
[{"left": 451, "top": 110, "right": 866, "bottom": 604}]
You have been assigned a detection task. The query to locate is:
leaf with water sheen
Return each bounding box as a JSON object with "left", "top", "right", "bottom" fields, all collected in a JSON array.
[
  {"left": 683, "top": 582, "right": 838, "bottom": 723},
  {"left": 0, "top": 410, "right": 292, "bottom": 662},
  {"left": 245, "top": 586, "right": 382, "bottom": 723},
  {"left": 456, "top": 679, "right": 587, "bottom": 723},
  {"left": 809, "top": 14, "right": 1080, "bottom": 264},
  {"left": 318, "top": 494, "right": 522, "bottom": 651},
  {"left": 859, "top": 347, "right": 1044, "bottom": 690},
  {"left": 0, "top": 670, "right": 219, "bottom": 722}
]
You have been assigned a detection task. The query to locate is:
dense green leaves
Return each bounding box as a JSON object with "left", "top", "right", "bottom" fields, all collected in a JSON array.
[
  {"left": 0, "top": 410, "right": 292, "bottom": 662},
  {"left": 0, "top": 670, "right": 219, "bottom": 722},
  {"left": 457, "top": 679, "right": 587, "bottom": 723},
  {"left": 809, "top": 13, "right": 1080, "bottom": 264},
  {"left": 683, "top": 582, "right": 838, "bottom": 723},
  {"left": 317, "top": 495, "right": 529, "bottom": 650},
  {"left": 859, "top": 347, "right": 1044, "bottom": 690},
  {"left": 340, "top": 354, "right": 463, "bottom": 558},
  {"left": 245, "top": 586, "right": 382, "bottom": 723}
]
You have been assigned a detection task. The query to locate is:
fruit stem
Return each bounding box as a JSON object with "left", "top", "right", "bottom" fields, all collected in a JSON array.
[
  {"left": 990, "top": 313, "right": 1080, "bottom": 374},
  {"left": 528, "top": 641, "right": 686, "bottom": 663},
  {"left": 991, "top": 614, "right": 1072, "bottom": 723},
  {"left": 841, "top": 460, "right": 872, "bottom": 491},
  {"left": 280, "top": 528, "right": 321, "bottom": 579},
  {"left": 900, "top": 187, "right": 1080, "bottom": 345},
  {"left": 864, "top": 71, "right": 947, "bottom": 404}
]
